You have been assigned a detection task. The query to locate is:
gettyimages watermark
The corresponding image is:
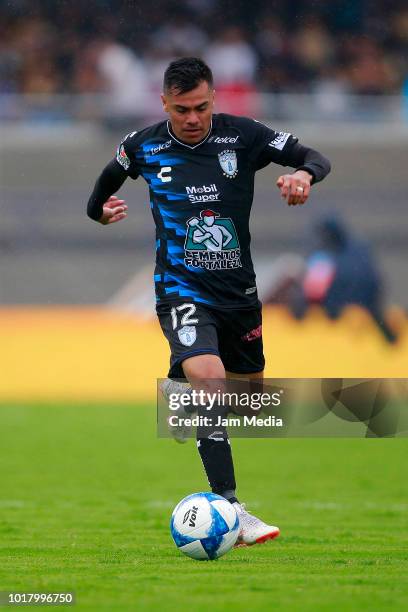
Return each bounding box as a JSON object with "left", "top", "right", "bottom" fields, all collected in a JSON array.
[{"left": 157, "top": 378, "right": 408, "bottom": 438}]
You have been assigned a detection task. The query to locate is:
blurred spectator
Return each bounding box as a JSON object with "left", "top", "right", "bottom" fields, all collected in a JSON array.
[
  {"left": 346, "top": 38, "right": 400, "bottom": 95},
  {"left": 255, "top": 16, "right": 286, "bottom": 63},
  {"left": 0, "top": 0, "right": 407, "bottom": 98},
  {"left": 75, "top": 36, "right": 149, "bottom": 124},
  {"left": 14, "top": 17, "right": 61, "bottom": 94},
  {"left": 0, "top": 11, "right": 21, "bottom": 93},
  {"left": 290, "top": 15, "right": 335, "bottom": 87},
  {"left": 205, "top": 27, "right": 257, "bottom": 86},
  {"left": 286, "top": 215, "right": 398, "bottom": 343},
  {"left": 254, "top": 15, "right": 294, "bottom": 92},
  {"left": 312, "top": 66, "right": 351, "bottom": 118},
  {"left": 152, "top": 10, "right": 208, "bottom": 56},
  {"left": 205, "top": 26, "right": 258, "bottom": 115}
]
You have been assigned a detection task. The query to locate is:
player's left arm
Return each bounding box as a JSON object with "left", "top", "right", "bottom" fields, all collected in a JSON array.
[
  {"left": 276, "top": 143, "right": 331, "bottom": 206},
  {"left": 241, "top": 117, "right": 331, "bottom": 206}
]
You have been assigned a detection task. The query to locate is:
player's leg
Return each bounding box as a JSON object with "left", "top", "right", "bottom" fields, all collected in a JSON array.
[
  {"left": 182, "top": 354, "right": 239, "bottom": 504},
  {"left": 226, "top": 366, "right": 280, "bottom": 545},
  {"left": 219, "top": 307, "right": 280, "bottom": 545},
  {"left": 157, "top": 301, "right": 219, "bottom": 442}
]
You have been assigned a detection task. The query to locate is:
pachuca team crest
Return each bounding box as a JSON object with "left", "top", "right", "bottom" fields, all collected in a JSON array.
[
  {"left": 184, "top": 209, "right": 242, "bottom": 270},
  {"left": 178, "top": 326, "right": 196, "bottom": 347},
  {"left": 218, "top": 149, "right": 238, "bottom": 178}
]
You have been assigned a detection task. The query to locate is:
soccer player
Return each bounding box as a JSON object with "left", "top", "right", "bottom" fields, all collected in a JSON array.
[{"left": 87, "top": 57, "right": 331, "bottom": 546}]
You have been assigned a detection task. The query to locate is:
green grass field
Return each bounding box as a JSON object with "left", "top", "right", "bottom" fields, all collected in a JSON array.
[{"left": 0, "top": 403, "right": 407, "bottom": 611}]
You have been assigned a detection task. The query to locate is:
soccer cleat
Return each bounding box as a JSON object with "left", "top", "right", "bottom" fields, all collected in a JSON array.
[
  {"left": 233, "top": 502, "right": 280, "bottom": 546},
  {"left": 160, "top": 379, "right": 193, "bottom": 444}
]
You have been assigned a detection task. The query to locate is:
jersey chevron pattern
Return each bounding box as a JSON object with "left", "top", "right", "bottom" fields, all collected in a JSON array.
[{"left": 116, "top": 113, "right": 298, "bottom": 309}]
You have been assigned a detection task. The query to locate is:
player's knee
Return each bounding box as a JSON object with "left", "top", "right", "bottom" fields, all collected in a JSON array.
[
  {"left": 182, "top": 354, "right": 225, "bottom": 381},
  {"left": 198, "top": 364, "right": 225, "bottom": 380}
]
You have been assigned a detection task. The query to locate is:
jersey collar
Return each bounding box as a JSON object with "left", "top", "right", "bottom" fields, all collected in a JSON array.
[{"left": 167, "top": 120, "right": 213, "bottom": 149}]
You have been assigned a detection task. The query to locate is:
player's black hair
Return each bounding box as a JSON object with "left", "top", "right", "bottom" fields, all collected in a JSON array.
[{"left": 163, "top": 57, "right": 213, "bottom": 94}]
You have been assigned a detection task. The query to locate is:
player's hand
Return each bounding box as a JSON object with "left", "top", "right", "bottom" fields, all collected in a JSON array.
[
  {"left": 276, "top": 170, "right": 312, "bottom": 206},
  {"left": 98, "top": 196, "right": 128, "bottom": 225}
]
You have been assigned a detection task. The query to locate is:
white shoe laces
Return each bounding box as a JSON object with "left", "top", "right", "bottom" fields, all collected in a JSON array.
[{"left": 234, "top": 503, "right": 264, "bottom": 527}]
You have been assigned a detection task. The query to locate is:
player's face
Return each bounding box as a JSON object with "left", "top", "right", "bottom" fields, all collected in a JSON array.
[
  {"left": 203, "top": 216, "right": 215, "bottom": 226},
  {"left": 161, "top": 81, "right": 214, "bottom": 144}
]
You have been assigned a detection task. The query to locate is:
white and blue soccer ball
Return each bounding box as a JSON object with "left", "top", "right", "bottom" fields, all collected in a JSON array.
[{"left": 170, "top": 492, "right": 240, "bottom": 560}]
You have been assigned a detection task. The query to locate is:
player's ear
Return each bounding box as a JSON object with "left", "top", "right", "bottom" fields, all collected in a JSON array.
[{"left": 161, "top": 93, "right": 169, "bottom": 113}]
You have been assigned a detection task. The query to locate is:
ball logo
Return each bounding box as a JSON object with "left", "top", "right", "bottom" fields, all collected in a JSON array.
[{"left": 182, "top": 505, "right": 199, "bottom": 527}]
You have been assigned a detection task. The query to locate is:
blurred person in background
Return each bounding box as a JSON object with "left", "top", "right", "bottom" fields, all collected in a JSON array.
[
  {"left": 152, "top": 7, "right": 208, "bottom": 56},
  {"left": 0, "top": 16, "right": 23, "bottom": 93},
  {"left": 288, "top": 215, "right": 398, "bottom": 343},
  {"left": 14, "top": 16, "right": 61, "bottom": 95},
  {"left": 145, "top": 7, "right": 208, "bottom": 100},
  {"left": 75, "top": 32, "right": 150, "bottom": 129},
  {"left": 345, "top": 38, "right": 400, "bottom": 95},
  {"left": 254, "top": 14, "right": 295, "bottom": 93},
  {"left": 290, "top": 14, "right": 335, "bottom": 89},
  {"left": 0, "top": 0, "right": 407, "bottom": 99},
  {"left": 204, "top": 26, "right": 259, "bottom": 115}
]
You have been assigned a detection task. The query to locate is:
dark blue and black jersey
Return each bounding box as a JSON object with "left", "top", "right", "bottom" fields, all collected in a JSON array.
[{"left": 88, "top": 113, "right": 330, "bottom": 309}]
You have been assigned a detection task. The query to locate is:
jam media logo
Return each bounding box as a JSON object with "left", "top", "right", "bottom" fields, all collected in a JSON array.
[
  {"left": 184, "top": 209, "right": 242, "bottom": 270},
  {"left": 218, "top": 149, "right": 238, "bottom": 178}
]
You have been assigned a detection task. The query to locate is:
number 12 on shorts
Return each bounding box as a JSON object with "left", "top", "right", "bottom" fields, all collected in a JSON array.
[{"left": 170, "top": 303, "right": 198, "bottom": 330}]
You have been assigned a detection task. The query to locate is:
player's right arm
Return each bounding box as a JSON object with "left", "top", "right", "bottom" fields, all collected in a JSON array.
[
  {"left": 87, "top": 133, "right": 139, "bottom": 225},
  {"left": 87, "top": 159, "right": 128, "bottom": 224}
]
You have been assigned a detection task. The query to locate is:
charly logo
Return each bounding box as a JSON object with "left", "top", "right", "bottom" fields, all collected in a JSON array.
[
  {"left": 218, "top": 149, "right": 238, "bottom": 178},
  {"left": 184, "top": 209, "right": 242, "bottom": 270},
  {"left": 178, "top": 326, "right": 196, "bottom": 347}
]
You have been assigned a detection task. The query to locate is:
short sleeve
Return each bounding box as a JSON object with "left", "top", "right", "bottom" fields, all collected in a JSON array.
[
  {"left": 115, "top": 131, "right": 140, "bottom": 179},
  {"left": 246, "top": 119, "right": 299, "bottom": 171}
]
